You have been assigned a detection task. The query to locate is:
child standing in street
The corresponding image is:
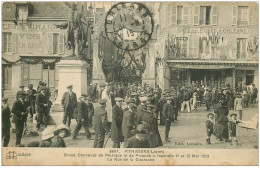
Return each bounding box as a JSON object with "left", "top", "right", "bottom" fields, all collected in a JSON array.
[
  {"left": 205, "top": 113, "right": 214, "bottom": 145},
  {"left": 228, "top": 114, "right": 240, "bottom": 145}
]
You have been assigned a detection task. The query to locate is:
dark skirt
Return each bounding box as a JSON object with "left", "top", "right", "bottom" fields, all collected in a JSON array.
[
  {"left": 213, "top": 121, "right": 229, "bottom": 139},
  {"left": 148, "top": 130, "right": 163, "bottom": 148}
]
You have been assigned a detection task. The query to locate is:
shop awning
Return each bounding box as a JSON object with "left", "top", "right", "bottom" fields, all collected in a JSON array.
[{"left": 166, "top": 60, "right": 258, "bottom": 69}]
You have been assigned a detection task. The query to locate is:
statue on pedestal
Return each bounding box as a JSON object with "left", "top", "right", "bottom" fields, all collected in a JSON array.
[{"left": 56, "top": 3, "right": 92, "bottom": 58}]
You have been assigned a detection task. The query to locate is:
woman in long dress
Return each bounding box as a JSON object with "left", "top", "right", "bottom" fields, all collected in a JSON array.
[{"left": 213, "top": 100, "right": 229, "bottom": 142}]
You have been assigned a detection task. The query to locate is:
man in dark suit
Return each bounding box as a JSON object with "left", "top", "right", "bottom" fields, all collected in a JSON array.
[
  {"left": 163, "top": 97, "right": 174, "bottom": 142},
  {"left": 136, "top": 96, "right": 148, "bottom": 124},
  {"left": 85, "top": 96, "right": 94, "bottom": 127},
  {"left": 61, "top": 85, "right": 77, "bottom": 128},
  {"left": 122, "top": 103, "right": 137, "bottom": 147},
  {"left": 11, "top": 93, "right": 28, "bottom": 147},
  {"left": 27, "top": 84, "right": 37, "bottom": 118},
  {"left": 111, "top": 97, "right": 124, "bottom": 148},
  {"left": 158, "top": 93, "right": 167, "bottom": 126},
  {"left": 16, "top": 85, "right": 26, "bottom": 100},
  {"left": 72, "top": 94, "right": 93, "bottom": 140},
  {"left": 204, "top": 88, "right": 212, "bottom": 111},
  {"left": 36, "top": 87, "right": 49, "bottom": 130},
  {"left": 2, "top": 97, "right": 12, "bottom": 147},
  {"left": 93, "top": 99, "right": 110, "bottom": 148}
]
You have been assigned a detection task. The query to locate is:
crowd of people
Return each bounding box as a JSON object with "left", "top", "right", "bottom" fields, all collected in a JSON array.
[{"left": 1, "top": 80, "right": 258, "bottom": 148}]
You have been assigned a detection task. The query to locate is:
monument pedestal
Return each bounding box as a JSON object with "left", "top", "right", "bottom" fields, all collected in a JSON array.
[{"left": 50, "top": 59, "right": 89, "bottom": 125}]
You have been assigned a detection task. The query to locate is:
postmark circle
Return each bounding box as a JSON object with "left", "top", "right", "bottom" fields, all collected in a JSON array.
[{"left": 105, "top": 2, "right": 154, "bottom": 51}]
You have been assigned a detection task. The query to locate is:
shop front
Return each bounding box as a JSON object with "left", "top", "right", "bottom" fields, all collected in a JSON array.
[{"left": 168, "top": 60, "right": 258, "bottom": 89}]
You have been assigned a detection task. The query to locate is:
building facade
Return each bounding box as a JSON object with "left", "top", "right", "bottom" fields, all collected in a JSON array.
[
  {"left": 154, "top": 2, "right": 258, "bottom": 90},
  {"left": 2, "top": 2, "right": 95, "bottom": 98}
]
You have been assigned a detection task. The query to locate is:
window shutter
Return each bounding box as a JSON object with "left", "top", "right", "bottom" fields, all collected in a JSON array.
[
  {"left": 183, "top": 7, "right": 189, "bottom": 25},
  {"left": 194, "top": 38, "right": 199, "bottom": 57},
  {"left": 189, "top": 38, "right": 193, "bottom": 57},
  {"left": 199, "top": 37, "right": 203, "bottom": 53},
  {"left": 193, "top": 6, "right": 199, "bottom": 25},
  {"left": 211, "top": 6, "right": 218, "bottom": 25},
  {"left": 12, "top": 33, "right": 18, "bottom": 53},
  {"left": 248, "top": 6, "right": 254, "bottom": 26},
  {"left": 232, "top": 6, "right": 237, "bottom": 26},
  {"left": 233, "top": 38, "right": 237, "bottom": 59},
  {"left": 58, "top": 33, "right": 64, "bottom": 54},
  {"left": 172, "top": 6, "right": 177, "bottom": 25},
  {"left": 48, "top": 33, "right": 53, "bottom": 55}
]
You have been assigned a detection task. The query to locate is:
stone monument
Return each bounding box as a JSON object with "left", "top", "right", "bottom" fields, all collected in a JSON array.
[{"left": 49, "top": 3, "right": 91, "bottom": 125}]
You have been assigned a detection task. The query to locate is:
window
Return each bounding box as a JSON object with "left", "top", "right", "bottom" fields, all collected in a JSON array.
[
  {"left": 176, "top": 37, "right": 188, "bottom": 58},
  {"left": 238, "top": 6, "right": 248, "bottom": 25},
  {"left": 177, "top": 6, "right": 183, "bottom": 25},
  {"left": 50, "top": 33, "right": 64, "bottom": 55},
  {"left": 172, "top": 6, "right": 190, "bottom": 25},
  {"left": 194, "top": 6, "right": 218, "bottom": 26},
  {"left": 233, "top": 6, "right": 253, "bottom": 26},
  {"left": 2, "top": 32, "right": 12, "bottom": 53},
  {"left": 200, "top": 6, "right": 211, "bottom": 25},
  {"left": 237, "top": 38, "right": 247, "bottom": 59}
]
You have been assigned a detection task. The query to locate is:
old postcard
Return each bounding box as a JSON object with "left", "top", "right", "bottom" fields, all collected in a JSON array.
[{"left": 1, "top": 1, "right": 259, "bottom": 166}]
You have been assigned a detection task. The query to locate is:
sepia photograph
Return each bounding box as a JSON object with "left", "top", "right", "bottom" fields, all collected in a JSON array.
[{"left": 1, "top": 1, "right": 259, "bottom": 166}]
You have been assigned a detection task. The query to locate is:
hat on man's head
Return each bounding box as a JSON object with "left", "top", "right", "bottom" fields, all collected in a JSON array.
[
  {"left": 19, "top": 92, "right": 26, "bottom": 97},
  {"left": 115, "top": 97, "right": 123, "bottom": 102},
  {"left": 125, "top": 99, "right": 134, "bottom": 104},
  {"left": 128, "top": 103, "right": 137, "bottom": 109},
  {"left": 139, "top": 96, "right": 148, "bottom": 102},
  {"left": 2, "top": 97, "right": 8, "bottom": 102},
  {"left": 230, "top": 113, "right": 237, "bottom": 117},
  {"left": 19, "top": 85, "right": 25, "bottom": 88},
  {"left": 131, "top": 92, "right": 138, "bottom": 96},
  {"left": 147, "top": 104, "right": 154, "bottom": 109},
  {"left": 81, "top": 94, "right": 87, "bottom": 97},
  {"left": 40, "top": 87, "right": 47, "bottom": 92},
  {"left": 166, "top": 97, "right": 172, "bottom": 100},
  {"left": 99, "top": 99, "right": 107, "bottom": 105},
  {"left": 28, "top": 84, "right": 33, "bottom": 89},
  {"left": 67, "top": 85, "right": 73, "bottom": 89}
]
